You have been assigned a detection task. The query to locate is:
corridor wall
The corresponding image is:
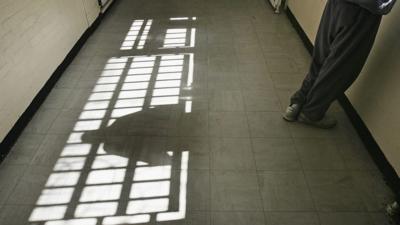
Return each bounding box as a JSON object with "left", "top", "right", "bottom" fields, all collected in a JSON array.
[
  {"left": 288, "top": 0, "right": 400, "bottom": 175},
  {"left": 0, "top": 0, "right": 100, "bottom": 142}
]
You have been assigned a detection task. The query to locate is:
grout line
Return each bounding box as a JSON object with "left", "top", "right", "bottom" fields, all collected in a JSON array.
[
  {"left": 236, "top": 21, "right": 269, "bottom": 222},
  {"left": 1, "top": 164, "right": 30, "bottom": 205},
  {"left": 251, "top": 4, "right": 324, "bottom": 224},
  {"left": 205, "top": 20, "right": 213, "bottom": 225}
]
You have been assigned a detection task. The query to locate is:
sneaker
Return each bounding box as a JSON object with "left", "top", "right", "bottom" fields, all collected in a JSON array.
[
  {"left": 282, "top": 104, "right": 302, "bottom": 122},
  {"left": 298, "top": 112, "right": 337, "bottom": 129}
]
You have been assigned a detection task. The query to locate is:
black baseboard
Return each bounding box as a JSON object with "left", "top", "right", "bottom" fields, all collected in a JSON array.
[
  {"left": 0, "top": 2, "right": 115, "bottom": 163},
  {"left": 285, "top": 7, "right": 400, "bottom": 201},
  {"left": 338, "top": 95, "right": 400, "bottom": 195}
]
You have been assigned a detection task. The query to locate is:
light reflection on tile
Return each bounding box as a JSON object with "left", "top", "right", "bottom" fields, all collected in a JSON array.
[
  {"left": 84, "top": 101, "right": 110, "bottom": 110},
  {"left": 93, "top": 84, "right": 117, "bottom": 92},
  {"left": 86, "top": 169, "right": 126, "bottom": 185},
  {"left": 37, "top": 188, "right": 74, "bottom": 205},
  {"left": 91, "top": 155, "right": 129, "bottom": 169},
  {"left": 101, "top": 70, "right": 124, "bottom": 77},
  {"left": 153, "top": 88, "right": 180, "bottom": 96},
  {"left": 126, "top": 198, "right": 169, "bottom": 214},
  {"left": 75, "top": 202, "right": 118, "bottom": 218},
  {"left": 155, "top": 80, "right": 181, "bottom": 88},
  {"left": 103, "top": 215, "right": 150, "bottom": 225},
  {"left": 111, "top": 107, "right": 143, "bottom": 118},
  {"left": 122, "top": 82, "right": 149, "bottom": 91},
  {"left": 130, "top": 181, "right": 170, "bottom": 198},
  {"left": 54, "top": 157, "right": 87, "bottom": 171},
  {"left": 46, "top": 172, "right": 81, "bottom": 187},
  {"left": 29, "top": 205, "right": 67, "bottom": 221},
  {"left": 118, "top": 90, "right": 147, "bottom": 99},
  {"left": 61, "top": 144, "right": 91, "bottom": 156},
  {"left": 88, "top": 92, "right": 113, "bottom": 101},
  {"left": 44, "top": 218, "right": 97, "bottom": 225},
  {"left": 115, "top": 99, "right": 145, "bottom": 108},
  {"left": 133, "top": 166, "right": 172, "bottom": 181},
  {"left": 79, "top": 110, "right": 107, "bottom": 120},
  {"left": 73, "top": 120, "right": 102, "bottom": 131},
  {"left": 151, "top": 96, "right": 179, "bottom": 105},
  {"left": 79, "top": 184, "right": 122, "bottom": 202}
]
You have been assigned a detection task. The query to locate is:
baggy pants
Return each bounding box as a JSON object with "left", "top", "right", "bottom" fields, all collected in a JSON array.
[{"left": 290, "top": 0, "right": 382, "bottom": 121}]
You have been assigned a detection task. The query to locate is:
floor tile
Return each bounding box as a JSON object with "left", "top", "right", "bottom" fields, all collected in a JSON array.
[
  {"left": 0, "top": 205, "right": 34, "bottom": 225},
  {"left": 24, "top": 108, "right": 59, "bottom": 134},
  {"left": 265, "top": 212, "right": 319, "bottom": 225},
  {"left": 369, "top": 212, "right": 393, "bottom": 225},
  {"left": 319, "top": 212, "right": 373, "bottom": 225},
  {"left": 155, "top": 211, "right": 211, "bottom": 225},
  {"left": 6, "top": 165, "right": 53, "bottom": 205},
  {"left": 62, "top": 88, "right": 93, "bottom": 110},
  {"left": 351, "top": 171, "right": 394, "bottom": 211},
  {"left": 264, "top": 53, "right": 298, "bottom": 73},
  {"left": 258, "top": 171, "right": 315, "bottom": 211},
  {"left": 237, "top": 63, "right": 268, "bottom": 74},
  {"left": 209, "top": 112, "right": 250, "bottom": 137},
  {"left": 212, "top": 211, "right": 265, "bottom": 225},
  {"left": 305, "top": 171, "right": 366, "bottom": 211},
  {"left": 252, "top": 138, "right": 302, "bottom": 171},
  {"left": 294, "top": 138, "right": 346, "bottom": 170},
  {"left": 184, "top": 170, "right": 211, "bottom": 211},
  {"left": 240, "top": 73, "right": 275, "bottom": 91},
  {"left": 237, "top": 52, "right": 265, "bottom": 65},
  {"left": 0, "top": 164, "right": 27, "bottom": 205},
  {"left": 258, "top": 33, "right": 286, "bottom": 54},
  {"left": 48, "top": 109, "right": 86, "bottom": 135},
  {"left": 242, "top": 90, "right": 281, "bottom": 112},
  {"left": 124, "top": 136, "right": 170, "bottom": 166},
  {"left": 247, "top": 112, "right": 291, "bottom": 138},
  {"left": 270, "top": 72, "right": 305, "bottom": 90},
  {"left": 208, "top": 74, "right": 242, "bottom": 91},
  {"left": 31, "top": 134, "right": 71, "bottom": 166},
  {"left": 170, "top": 111, "right": 209, "bottom": 137},
  {"left": 208, "top": 58, "right": 238, "bottom": 73},
  {"left": 167, "top": 137, "right": 210, "bottom": 170},
  {"left": 124, "top": 107, "right": 174, "bottom": 136},
  {"left": 210, "top": 138, "right": 255, "bottom": 170},
  {"left": 211, "top": 170, "right": 263, "bottom": 211},
  {"left": 3, "top": 133, "right": 45, "bottom": 165},
  {"left": 208, "top": 90, "right": 245, "bottom": 112},
  {"left": 336, "top": 138, "right": 378, "bottom": 171},
  {"left": 41, "top": 88, "right": 72, "bottom": 109}
]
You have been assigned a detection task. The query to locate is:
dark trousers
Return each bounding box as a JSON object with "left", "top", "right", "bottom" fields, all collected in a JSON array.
[{"left": 290, "top": 0, "right": 382, "bottom": 120}]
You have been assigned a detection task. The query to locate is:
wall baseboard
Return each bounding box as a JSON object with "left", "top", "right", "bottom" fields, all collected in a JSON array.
[
  {"left": 0, "top": 1, "right": 116, "bottom": 163},
  {"left": 338, "top": 95, "right": 400, "bottom": 195},
  {"left": 286, "top": 8, "right": 400, "bottom": 200}
]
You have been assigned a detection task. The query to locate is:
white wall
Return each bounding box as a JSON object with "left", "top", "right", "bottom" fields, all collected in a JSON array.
[
  {"left": 288, "top": 0, "right": 326, "bottom": 44},
  {"left": 0, "top": 0, "right": 100, "bottom": 141},
  {"left": 288, "top": 0, "right": 400, "bottom": 175},
  {"left": 346, "top": 5, "right": 400, "bottom": 174}
]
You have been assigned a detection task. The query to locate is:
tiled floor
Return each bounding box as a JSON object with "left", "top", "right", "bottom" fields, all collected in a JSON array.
[{"left": 0, "top": 0, "right": 395, "bottom": 224}]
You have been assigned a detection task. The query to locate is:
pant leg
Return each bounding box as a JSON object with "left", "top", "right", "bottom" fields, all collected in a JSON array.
[
  {"left": 302, "top": 2, "right": 382, "bottom": 121},
  {"left": 290, "top": 0, "right": 335, "bottom": 105}
]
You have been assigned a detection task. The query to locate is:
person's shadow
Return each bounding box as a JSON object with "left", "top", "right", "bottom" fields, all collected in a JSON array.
[
  {"left": 78, "top": 105, "right": 188, "bottom": 222},
  {"left": 81, "top": 105, "right": 176, "bottom": 162}
]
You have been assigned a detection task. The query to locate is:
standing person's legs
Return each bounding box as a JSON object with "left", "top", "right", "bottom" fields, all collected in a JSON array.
[
  {"left": 283, "top": 0, "right": 336, "bottom": 122},
  {"left": 284, "top": 0, "right": 382, "bottom": 128},
  {"left": 290, "top": 0, "right": 335, "bottom": 106},
  {"left": 300, "top": 3, "right": 382, "bottom": 121}
]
